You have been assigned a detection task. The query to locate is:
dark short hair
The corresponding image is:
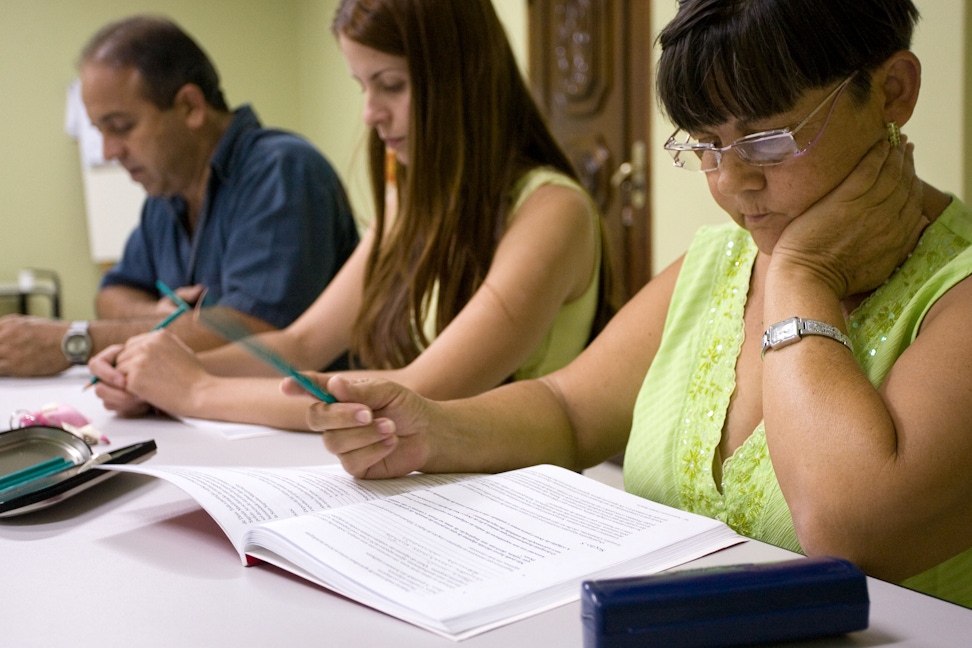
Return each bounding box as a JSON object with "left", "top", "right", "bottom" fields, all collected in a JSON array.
[
  {"left": 656, "top": 0, "right": 921, "bottom": 131},
  {"left": 80, "top": 14, "right": 229, "bottom": 111}
]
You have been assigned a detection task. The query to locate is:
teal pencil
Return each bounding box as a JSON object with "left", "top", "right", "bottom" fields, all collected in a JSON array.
[
  {"left": 155, "top": 280, "right": 193, "bottom": 313},
  {"left": 153, "top": 305, "right": 188, "bottom": 330},
  {"left": 197, "top": 307, "right": 337, "bottom": 403},
  {"left": 0, "top": 456, "right": 73, "bottom": 492}
]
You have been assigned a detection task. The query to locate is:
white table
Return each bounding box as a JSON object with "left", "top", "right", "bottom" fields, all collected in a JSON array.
[{"left": 2, "top": 372, "right": 970, "bottom": 647}]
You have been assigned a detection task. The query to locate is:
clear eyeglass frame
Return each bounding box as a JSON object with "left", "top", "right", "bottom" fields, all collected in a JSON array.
[{"left": 663, "top": 74, "right": 855, "bottom": 173}]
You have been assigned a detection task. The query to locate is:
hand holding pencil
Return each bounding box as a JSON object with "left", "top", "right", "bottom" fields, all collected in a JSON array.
[
  {"left": 88, "top": 282, "right": 336, "bottom": 418},
  {"left": 194, "top": 307, "right": 337, "bottom": 403},
  {"left": 85, "top": 280, "right": 192, "bottom": 390},
  {"left": 86, "top": 322, "right": 214, "bottom": 417}
]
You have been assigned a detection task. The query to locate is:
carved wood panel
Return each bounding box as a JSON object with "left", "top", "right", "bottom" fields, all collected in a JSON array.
[{"left": 530, "top": 0, "right": 652, "bottom": 304}]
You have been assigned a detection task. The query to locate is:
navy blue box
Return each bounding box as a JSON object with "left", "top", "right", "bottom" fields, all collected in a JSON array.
[{"left": 581, "top": 556, "right": 869, "bottom": 648}]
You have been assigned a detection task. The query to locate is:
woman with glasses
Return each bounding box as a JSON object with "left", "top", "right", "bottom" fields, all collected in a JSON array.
[{"left": 293, "top": 0, "right": 972, "bottom": 607}]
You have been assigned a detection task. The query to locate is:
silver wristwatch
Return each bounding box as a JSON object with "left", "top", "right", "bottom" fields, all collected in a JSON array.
[
  {"left": 61, "top": 320, "right": 93, "bottom": 365},
  {"left": 761, "top": 317, "right": 852, "bottom": 358}
]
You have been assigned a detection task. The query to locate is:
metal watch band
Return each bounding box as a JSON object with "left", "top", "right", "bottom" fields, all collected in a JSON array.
[
  {"left": 761, "top": 317, "right": 852, "bottom": 359},
  {"left": 61, "top": 320, "right": 92, "bottom": 365}
]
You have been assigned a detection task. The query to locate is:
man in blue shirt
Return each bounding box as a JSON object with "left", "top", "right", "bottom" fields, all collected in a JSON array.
[{"left": 0, "top": 15, "right": 358, "bottom": 376}]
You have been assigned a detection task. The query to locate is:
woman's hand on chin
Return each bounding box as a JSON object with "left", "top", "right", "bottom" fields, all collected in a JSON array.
[{"left": 773, "top": 136, "right": 927, "bottom": 299}]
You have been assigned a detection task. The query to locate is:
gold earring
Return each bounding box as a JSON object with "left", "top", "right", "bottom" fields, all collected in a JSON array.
[{"left": 886, "top": 121, "right": 901, "bottom": 147}]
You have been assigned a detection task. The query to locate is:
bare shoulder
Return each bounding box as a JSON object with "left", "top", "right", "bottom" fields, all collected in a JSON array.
[
  {"left": 507, "top": 180, "right": 594, "bottom": 232},
  {"left": 491, "top": 179, "right": 599, "bottom": 300},
  {"left": 915, "top": 272, "right": 972, "bottom": 346},
  {"left": 881, "top": 271, "right": 972, "bottom": 463},
  {"left": 896, "top": 272, "right": 972, "bottom": 386}
]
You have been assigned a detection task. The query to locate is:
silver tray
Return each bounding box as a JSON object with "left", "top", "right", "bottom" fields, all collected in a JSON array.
[{"left": 0, "top": 425, "right": 156, "bottom": 517}]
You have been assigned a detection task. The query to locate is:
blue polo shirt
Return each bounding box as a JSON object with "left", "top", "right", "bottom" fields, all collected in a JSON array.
[{"left": 101, "top": 105, "right": 358, "bottom": 329}]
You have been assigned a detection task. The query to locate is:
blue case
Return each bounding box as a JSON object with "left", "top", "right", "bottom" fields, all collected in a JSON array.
[{"left": 581, "top": 556, "right": 869, "bottom": 648}]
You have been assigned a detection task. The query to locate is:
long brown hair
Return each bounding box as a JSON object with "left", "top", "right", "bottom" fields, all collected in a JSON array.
[{"left": 334, "top": 0, "right": 611, "bottom": 369}]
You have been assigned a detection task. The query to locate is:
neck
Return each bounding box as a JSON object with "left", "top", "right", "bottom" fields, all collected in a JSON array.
[
  {"left": 921, "top": 181, "right": 952, "bottom": 223},
  {"left": 839, "top": 180, "right": 949, "bottom": 316},
  {"left": 182, "top": 110, "right": 235, "bottom": 231}
]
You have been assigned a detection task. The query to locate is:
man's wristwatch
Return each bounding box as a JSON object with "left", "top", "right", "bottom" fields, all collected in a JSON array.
[
  {"left": 761, "top": 317, "right": 852, "bottom": 359},
  {"left": 61, "top": 320, "right": 93, "bottom": 365}
]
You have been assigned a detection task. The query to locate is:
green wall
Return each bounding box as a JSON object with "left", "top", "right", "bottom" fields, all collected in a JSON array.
[
  {"left": 0, "top": 0, "right": 343, "bottom": 319},
  {"left": 0, "top": 0, "right": 523, "bottom": 320}
]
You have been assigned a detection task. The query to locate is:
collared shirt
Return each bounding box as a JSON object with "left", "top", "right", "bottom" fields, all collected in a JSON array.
[{"left": 101, "top": 105, "right": 359, "bottom": 328}]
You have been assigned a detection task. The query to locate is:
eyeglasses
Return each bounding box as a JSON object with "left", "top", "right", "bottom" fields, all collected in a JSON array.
[{"left": 663, "top": 75, "right": 854, "bottom": 173}]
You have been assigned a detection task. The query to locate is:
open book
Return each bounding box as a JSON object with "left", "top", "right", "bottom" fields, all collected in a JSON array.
[{"left": 103, "top": 463, "right": 742, "bottom": 640}]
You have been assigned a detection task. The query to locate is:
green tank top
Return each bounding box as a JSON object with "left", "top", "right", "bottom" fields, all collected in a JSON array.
[
  {"left": 420, "top": 167, "right": 602, "bottom": 380},
  {"left": 624, "top": 196, "right": 972, "bottom": 607}
]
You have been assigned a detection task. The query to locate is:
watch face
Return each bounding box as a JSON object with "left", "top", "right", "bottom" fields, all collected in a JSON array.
[
  {"left": 769, "top": 319, "right": 800, "bottom": 346},
  {"left": 65, "top": 336, "right": 90, "bottom": 355}
]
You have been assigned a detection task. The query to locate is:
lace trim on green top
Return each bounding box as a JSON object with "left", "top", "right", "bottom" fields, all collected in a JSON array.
[
  {"left": 848, "top": 220, "right": 968, "bottom": 378},
  {"left": 674, "top": 204, "right": 970, "bottom": 546},
  {"left": 673, "top": 231, "right": 760, "bottom": 534}
]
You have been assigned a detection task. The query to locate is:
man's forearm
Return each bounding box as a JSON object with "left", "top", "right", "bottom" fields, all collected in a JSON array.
[
  {"left": 90, "top": 307, "right": 277, "bottom": 354},
  {"left": 95, "top": 285, "right": 160, "bottom": 319}
]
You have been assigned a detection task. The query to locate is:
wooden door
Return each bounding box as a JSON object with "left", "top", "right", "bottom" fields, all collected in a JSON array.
[{"left": 528, "top": 0, "right": 653, "bottom": 305}]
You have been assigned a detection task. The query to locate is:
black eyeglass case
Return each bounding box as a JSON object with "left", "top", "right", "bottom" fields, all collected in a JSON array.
[{"left": 581, "top": 555, "right": 869, "bottom": 648}]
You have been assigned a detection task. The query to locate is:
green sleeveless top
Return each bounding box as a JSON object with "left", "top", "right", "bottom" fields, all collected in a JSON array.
[
  {"left": 624, "top": 196, "right": 972, "bottom": 607},
  {"left": 420, "top": 167, "right": 602, "bottom": 380}
]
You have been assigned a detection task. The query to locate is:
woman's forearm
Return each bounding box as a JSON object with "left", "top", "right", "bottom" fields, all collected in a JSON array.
[
  {"left": 199, "top": 327, "right": 316, "bottom": 377},
  {"left": 183, "top": 374, "right": 320, "bottom": 430},
  {"left": 424, "top": 378, "right": 582, "bottom": 474},
  {"left": 761, "top": 266, "right": 912, "bottom": 574}
]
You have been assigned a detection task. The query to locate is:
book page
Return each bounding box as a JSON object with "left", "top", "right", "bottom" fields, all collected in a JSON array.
[
  {"left": 177, "top": 416, "right": 288, "bottom": 440},
  {"left": 102, "top": 464, "right": 475, "bottom": 560},
  {"left": 245, "top": 464, "right": 740, "bottom": 637}
]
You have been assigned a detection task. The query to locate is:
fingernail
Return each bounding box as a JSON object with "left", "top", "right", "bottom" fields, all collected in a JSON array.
[
  {"left": 355, "top": 410, "right": 373, "bottom": 425},
  {"left": 376, "top": 419, "right": 395, "bottom": 436}
]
